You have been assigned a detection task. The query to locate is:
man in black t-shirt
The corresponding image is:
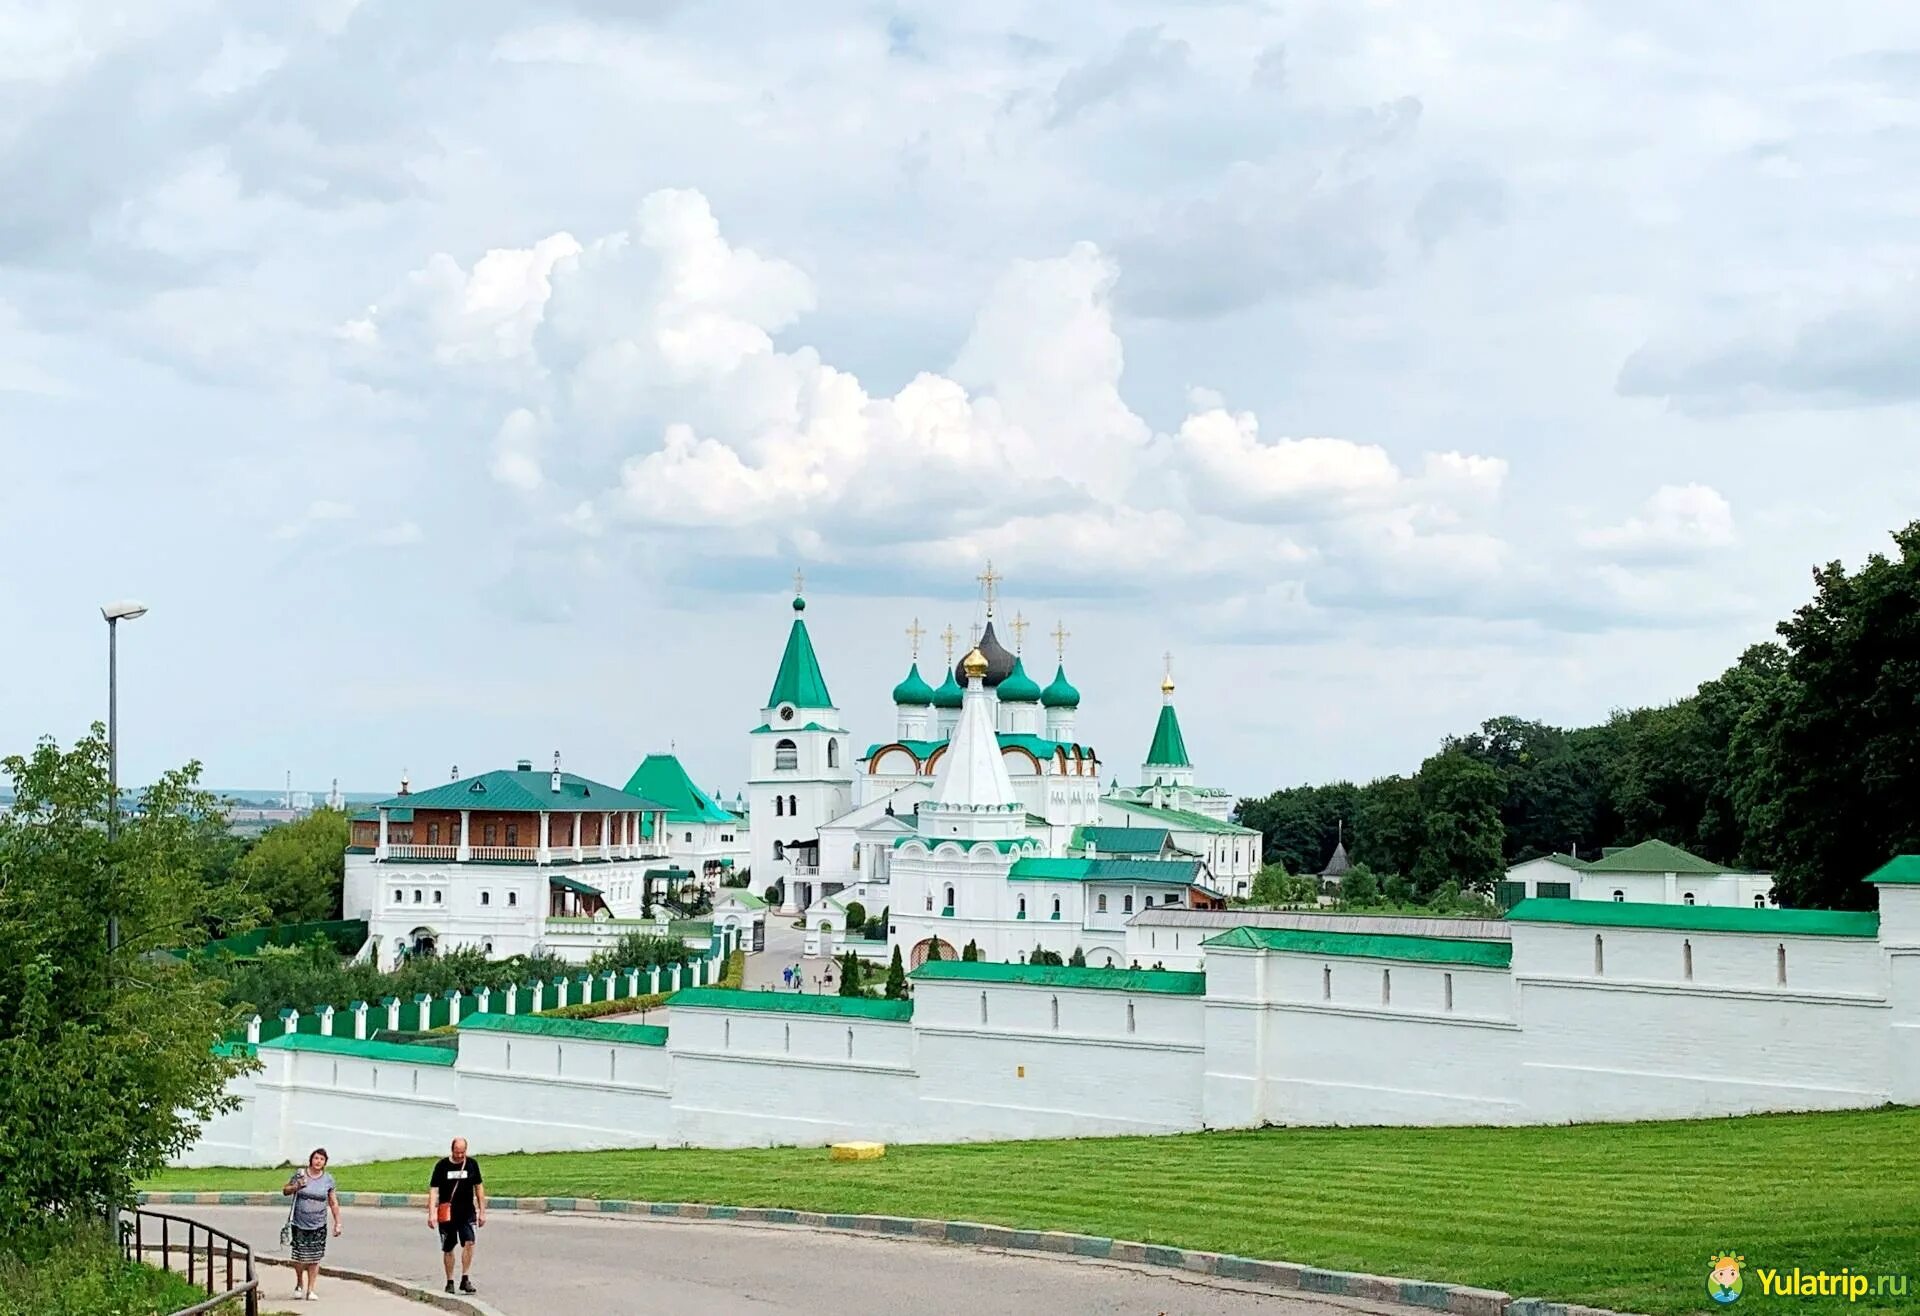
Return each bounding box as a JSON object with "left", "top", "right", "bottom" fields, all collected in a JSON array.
[{"left": 427, "top": 1136, "right": 486, "bottom": 1295}]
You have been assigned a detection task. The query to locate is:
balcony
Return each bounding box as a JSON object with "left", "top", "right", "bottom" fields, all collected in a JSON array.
[
  {"left": 385, "top": 845, "right": 457, "bottom": 861},
  {"left": 791, "top": 862, "right": 820, "bottom": 875},
  {"left": 470, "top": 846, "right": 536, "bottom": 863},
  {"left": 375, "top": 843, "right": 667, "bottom": 865}
]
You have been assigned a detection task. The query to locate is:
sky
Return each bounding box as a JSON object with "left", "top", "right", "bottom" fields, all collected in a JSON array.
[{"left": 4, "top": 1, "right": 1920, "bottom": 802}]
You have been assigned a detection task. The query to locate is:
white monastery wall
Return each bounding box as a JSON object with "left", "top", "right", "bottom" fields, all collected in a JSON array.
[{"left": 180, "top": 901, "right": 1916, "bottom": 1167}]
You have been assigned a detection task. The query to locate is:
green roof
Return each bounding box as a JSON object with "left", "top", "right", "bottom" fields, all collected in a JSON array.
[
  {"left": 930, "top": 667, "right": 964, "bottom": 709},
  {"left": 1073, "top": 826, "right": 1173, "bottom": 856},
  {"left": 669, "top": 987, "right": 913, "bottom": 1021},
  {"left": 1506, "top": 897, "right": 1879, "bottom": 938},
  {"left": 751, "top": 722, "right": 846, "bottom": 735},
  {"left": 1146, "top": 701, "right": 1190, "bottom": 767},
  {"left": 1203, "top": 925, "right": 1513, "bottom": 968},
  {"left": 1582, "top": 839, "right": 1731, "bottom": 875},
  {"left": 891, "top": 661, "right": 936, "bottom": 706},
  {"left": 1041, "top": 662, "right": 1080, "bottom": 709},
  {"left": 911, "top": 960, "right": 1205, "bottom": 994},
  {"left": 862, "top": 734, "right": 1097, "bottom": 765},
  {"left": 718, "top": 889, "right": 769, "bottom": 909},
  {"left": 1101, "top": 798, "right": 1256, "bottom": 835},
  {"left": 370, "top": 770, "right": 667, "bottom": 817},
  {"left": 351, "top": 807, "right": 413, "bottom": 823},
  {"left": 766, "top": 596, "right": 834, "bottom": 709},
  {"left": 260, "top": 1032, "right": 457, "bottom": 1067},
  {"left": 1007, "top": 857, "right": 1206, "bottom": 886},
  {"left": 896, "top": 836, "right": 1040, "bottom": 853},
  {"left": 997, "top": 655, "right": 1042, "bottom": 703},
  {"left": 1864, "top": 855, "right": 1920, "bottom": 885},
  {"left": 622, "top": 755, "right": 738, "bottom": 825},
  {"left": 460, "top": 1012, "right": 666, "bottom": 1047},
  {"left": 548, "top": 874, "right": 603, "bottom": 897},
  {"left": 1532, "top": 853, "right": 1590, "bottom": 871}
]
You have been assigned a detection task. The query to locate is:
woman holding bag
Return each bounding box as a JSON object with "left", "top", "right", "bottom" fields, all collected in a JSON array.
[{"left": 281, "top": 1147, "right": 342, "bottom": 1300}]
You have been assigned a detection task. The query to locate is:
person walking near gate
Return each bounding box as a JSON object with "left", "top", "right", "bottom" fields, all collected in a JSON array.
[{"left": 427, "top": 1136, "right": 486, "bottom": 1295}]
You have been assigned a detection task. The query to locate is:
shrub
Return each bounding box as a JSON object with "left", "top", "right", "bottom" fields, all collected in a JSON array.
[
  {"left": 763, "top": 881, "right": 784, "bottom": 907},
  {"left": 1029, "top": 945, "right": 1064, "bottom": 967},
  {"left": 961, "top": 940, "right": 979, "bottom": 962},
  {"left": 1068, "top": 947, "right": 1086, "bottom": 967},
  {"left": 842, "top": 900, "right": 866, "bottom": 931},
  {"left": 1340, "top": 865, "right": 1382, "bottom": 906},
  {"left": 584, "top": 933, "right": 693, "bottom": 977},
  {"left": 924, "top": 938, "right": 942, "bottom": 962}
]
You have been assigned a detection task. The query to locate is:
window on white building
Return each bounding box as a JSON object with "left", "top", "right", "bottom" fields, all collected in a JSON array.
[
  {"left": 391, "top": 889, "right": 402, "bottom": 903},
  {"left": 413, "top": 889, "right": 423, "bottom": 903},
  {"left": 944, "top": 885, "right": 955, "bottom": 912},
  {"left": 1050, "top": 995, "right": 1059, "bottom": 1029},
  {"left": 1126, "top": 1001, "right": 1136, "bottom": 1034},
  {"left": 774, "top": 841, "right": 785, "bottom": 860},
  {"left": 775, "top": 739, "right": 798, "bottom": 771},
  {"left": 507, "top": 891, "right": 518, "bottom": 907},
  {"left": 788, "top": 794, "right": 797, "bottom": 814},
  {"left": 482, "top": 940, "right": 493, "bottom": 954},
  {"left": 1051, "top": 896, "right": 1060, "bottom": 918},
  {"left": 1612, "top": 890, "right": 1625, "bottom": 902},
  {"left": 481, "top": 891, "right": 491, "bottom": 906},
  {"left": 433, "top": 890, "right": 443, "bottom": 904},
  {"left": 1381, "top": 969, "right": 1391, "bottom": 1005},
  {"left": 1777, "top": 943, "right": 1787, "bottom": 986},
  {"left": 1096, "top": 894, "right": 1107, "bottom": 913},
  {"left": 1123, "top": 894, "right": 1133, "bottom": 913},
  {"left": 685, "top": 832, "right": 693, "bottom": 843},
  {"left": 1683, "top": 892, "right": 1696, "bottom": 906},
  {"left": 1594, "top": 934, "right": 1605, "bottom": 975},
  {"left": 775, "top": 797, "right": 784, "bottom": 817},
  {"left": 1018, "top": 897, "right": 1027, "bottom": 917},
  {"left": 827, "top": 740, "right": 840, "bottom": 768},
  {"left": 1754, "top": 894, "right": 1767, "bottom": 909}
]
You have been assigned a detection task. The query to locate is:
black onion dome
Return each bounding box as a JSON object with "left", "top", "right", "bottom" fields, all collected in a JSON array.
[{"left": 955, "top": 619, "right": 1018, "bottom": 688}]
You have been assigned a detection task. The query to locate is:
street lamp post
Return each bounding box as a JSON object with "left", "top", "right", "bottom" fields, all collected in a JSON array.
[{"left": 100, "top": 602, "right": 148, "bottom": 961}]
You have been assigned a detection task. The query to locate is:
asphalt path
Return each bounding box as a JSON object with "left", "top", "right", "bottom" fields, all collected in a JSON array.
[{"left": 185, "top": 1205, "right": 1435, "bottom": 1316}]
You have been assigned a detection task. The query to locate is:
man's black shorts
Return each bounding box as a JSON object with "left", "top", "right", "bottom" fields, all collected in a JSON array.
[{"left": 438, "top": 1221, "right": 476, "bottom": 1252}]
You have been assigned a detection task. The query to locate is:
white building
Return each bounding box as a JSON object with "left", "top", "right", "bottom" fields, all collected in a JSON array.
[
  {"left": 749, "top": 592, "right": 855, "bottom": 916},
  {"left": 1499, "top": 840, "right": 1774, "bottom": 910},
  {"left": 343, "top": 759, "right": 674, "bottom": 966},
  {"left": 622, "top": 753, "right": 748, "bottom": 888}
]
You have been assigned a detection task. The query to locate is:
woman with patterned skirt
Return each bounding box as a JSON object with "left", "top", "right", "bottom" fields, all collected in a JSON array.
[{"left": 282, "top": 1147, "right": 342, "bottom": 1300}]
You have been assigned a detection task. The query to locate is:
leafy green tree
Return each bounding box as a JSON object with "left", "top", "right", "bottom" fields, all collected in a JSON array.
[
  {"left": 585, "top": 933, "right": 692, "bottom": 976},
  {"left": 232, "top": 806, "right": 350, "bottom": 924},
  {"left": 923, "top": 937, "right": 941, "bottom": 962},
  {"left": 884, "top": 947, "right": 907, "bottom": 999},
  {"left": 1339, "top": 865, "right": 1381, "bottom": 905},
  {"left": 842, "top": 901, "right": 866, "bottom": 932},
  {"left": 837, "top": 951, "right": 862, "bottom": 997},
  {"left": 1354, "top": 775, "right": 1425, "bottom": 877},
  {"left": 0, "top": 730, "right": 254, "bottom": 1230},
  {"left": 1764, "top": 524, "right": 1920, "bottom": 907},
  {"left": 1411, "top": 749, "right": 1507, "bottom": 895},
  {"left": 1067, "top": 947, "right": 1086, "bottom": 967},
  {"left": 961, "top": 940, "right": 979, "bottom": 961}
]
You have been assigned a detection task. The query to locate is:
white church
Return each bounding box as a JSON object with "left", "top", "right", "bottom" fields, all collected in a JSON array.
[{"left": 748, "top": 570, "right": 1261, "bottom": 967}]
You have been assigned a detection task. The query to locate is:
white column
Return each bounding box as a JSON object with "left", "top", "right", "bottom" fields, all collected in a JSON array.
[
  {"left": 458, "top": 809, "right": 472, "bottom": 861},
  {"left": 352, "top": 1002, "right": 368, "bottom": 1040},
  {"left": 317, "top": 1006, "right": 335, "bottom": 1037},
  {"left": 538, "top": 812, "right": 552, "bottom": 864},
  {"left": 625, "top": 967, "right": 641, "bottom": 996},
  {"left": 475, "top": 987, "right": 490, "bottom": 1014},
  {"left": 384, "top": 997, "right": 401, "bottom": 1032},
  {"left": 246, "top": 1015, "right": 261, "bottom": 1045},
  {"left": 574, "top": 810, "right": 585, "bottom": 861},
  {"left": 599, "top": 813, "right": 612, "bottom": 861},
  {"left": 415, "top": 994, "right": 432, "bottom": 1031},
  {"left": 376, "top": 807, "right": 391, "bottom": 860},
  {"left": 530, "top": 981, "right": 544, "bottom": 1013}
]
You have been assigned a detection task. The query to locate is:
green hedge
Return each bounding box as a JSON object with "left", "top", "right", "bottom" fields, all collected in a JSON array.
[{"left": 431, "top": 951, "right": 744, "bottom": 1032}]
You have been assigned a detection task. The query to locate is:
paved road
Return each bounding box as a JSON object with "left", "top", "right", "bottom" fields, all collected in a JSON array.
[{"left": 186, "top": 1205, "right": 1428, "bottom": 1316}]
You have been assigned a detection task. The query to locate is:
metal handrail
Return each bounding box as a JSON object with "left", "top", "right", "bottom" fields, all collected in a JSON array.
[{"left": 121, "top": 1207, "right": 259, "bottom": 1316}]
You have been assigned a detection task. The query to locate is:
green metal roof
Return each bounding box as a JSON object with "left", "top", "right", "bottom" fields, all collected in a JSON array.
[
  {"left": 997, "top": 655, "right": 1042, "bottom": 702},
  {"left": 548, "top": 874, "right": 603, "bottom": 897},
  {"left": 1041, "top": 662, "right": 1081, "bottom": 708},
  {"left": 260, "top": 1032, "right": 458, "bottom": 1067},
  {"left": 669, "top": 987, "right": 913, "bottom": 1021},
  {"left": 370, "top": 770, "right": 668, "bottom": 817},
  {"left": 891, "top": 661, "right": 936, "bottom": 706},
  {"left": 1203, "top": 925, "right": 1513, "bottom": 968},
  {"left": 1073, "top": 825, "right": 1173, "bottom": 856},
  {"left": 766, "top": 596, "right": 834, "bottom": 709},
  {"left": 1145, "top": 702, "right": 1190, "bottom": 767},
  {"left": 1864, "top": 855, "right": 1920, "bottom": 885},
  {"left": 912, "top": 959, "right": 1206, "bottom": 994},
  {"left": 930, "top": 666, "right": 964, "bottom": 708},
  {"left": 1581, "top": 839, "right": 1731, "bottom": 875},
  {"left": 718, "top": 889, "right": 769, "bottom": 909},
  {"left": 1506, "top": 897, "right": 1879, "bottom": 938},
  {"left": 622, "top": 755, "right": 738, "bottom": 825},
  {"left": 862, "top": 734, "right": 1097, "bottom": 764},
  {"left": 351, "top": 807, "right": 414, "bottom": 823},
  {"left": 1101, "top": 798, "right": 1256, "bottom": 835},
  {"left": 1007, "top": 857, "right": 1206, "bottom": 886},
  {"left": 461, "top": 1012, "right": 666, "bottom": 1046}
]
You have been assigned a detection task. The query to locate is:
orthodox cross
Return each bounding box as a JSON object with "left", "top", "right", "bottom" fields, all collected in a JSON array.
[
  {"left": 1163, "top": 651, "right": 1174, "bottom": 682},
  {"left": 1010, "top": 611, "right": 1029, "bottom": 653},
  {"left": 940, "top": 623, "right": 957, "bottom": 664},
  {"left": 906, "top": 617, "right": 925, "bottom": 659},
  {"left": 792, "top": 567, "right": 805, "bottom": 596},
  {"left": 976, "top": 560, "right": 1001, "bottom": 614},
  {"left": 1051, "top": 619, "right": 1070, "bottom": 659}
]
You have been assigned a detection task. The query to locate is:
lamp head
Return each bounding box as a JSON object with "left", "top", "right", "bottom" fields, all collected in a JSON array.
[{"left": 101, "top": 601, "right": 149, "bottom": 623}]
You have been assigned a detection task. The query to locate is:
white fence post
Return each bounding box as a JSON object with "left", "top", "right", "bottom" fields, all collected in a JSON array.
[
  {"left": 351, "top": 1001, "right": 368, "bottom": 1040},
  {"left": 384, "top": 997, "right": 401, "bottom": 1032},
  {"left": 415, "top": 994, "right": 432, "bottom": 1032},
  {"left": 246, "top": 1014, "right": 261, "bottom": 1045},
  {"left": 317, "top": 1005, "right": 335, "bottom": 1037}
]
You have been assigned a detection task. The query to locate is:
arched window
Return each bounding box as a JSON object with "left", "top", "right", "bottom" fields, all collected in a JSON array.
[
  {"left": 1594, "top": 934, "right": 1605, "bottom": 975},
  {"left": 1126, "top": 1000, "right": 1136, "bottom": 1034},
  {"left": 1612, "top": 890, "right": 1625, "bottom": 902},
  {"left": 481, "top": 891, "right": 491, "bottom": 906},
  {"left": 413, "top": 889, "right": 423, "bottom": 903},
  {"left": 1050, "top": 995, "right": 1059, "bottom": 1029},
  {"left": 979, "top": 992, "right": 988, "bottom": 1024},
  {"left": 684, "top": 831, "right": 693, "bottom": 843},
  {"left": 507, "top": 891, "right": 518, "bottom": 907},
  {"left": 433, "top": 890, "right": 443, "bottom": 904},
  {"left": 773, "top": 841, "right": 785, "bottom": 860},
  {"left": 391, "top": 889, "right": 402, "bottom": 903},
  {"left": 1097, "top": 893, "right": 1108, "bottom": 913},
  {"left": 1123, "top": 894, "right": 1134, "bottom": 913},
  {"left": 827, "top": 740, "right": 840, "bottom": 768},
  {"left": 1682, "top": 892, "right": 1696, "bottom": 906},
  {"left": 944, "top": 884, "right": 955, "bottom": 912},
  {"left": 1683, "top": 939, "right": 1693, "bottom": 981},
  {"left": 775, "top": 739, "right": 798, "bottom": 771},
  {"left": 788, "top": 794, "right": 797, "bottom": 814},
  {"left": 1018, "top": 896, "right": 1027, "bottom": 917},
  {"left": 774, "top": 796, "right": 784, "bottom": 817},
  {"left": 1051, "top": 896, "right": 1061, "bottom": 919},
  {"left": 1754, "top": 894, "right": 1767, "bottom": 909}
]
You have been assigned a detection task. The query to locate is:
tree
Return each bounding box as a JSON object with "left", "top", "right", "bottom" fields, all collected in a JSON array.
[
  {"left": 1764, "top": 523, "right": 1920, "bottom": 908},
  {"left": 961, "top": 940, "right": 979, "bottom": 961},
  {"left": 1339, "top": 865, "right": 1380, "bottom": 905},
  {"left": 763, "top": 882, "right": 783, "bottom": 906},
  {"left": 1249, "top": 865, "right": 1314, "bottom": 906},
  {"left": 923, "top": 938, "right": 942, "bottom": 962},
  {"left": 1067, "top": 947, "right": 1086, "bottom": 967},
  {"left": 585, "top": 932, "right": 691, "bottom": 976},
  {"left": 837, "top": 951, "right": 862, "bottom": 997},
  {"left": 0, "top": 729, "right": 254, "bottom": 1231},
  {"left": 1029, "top": 945, "right": 1063, "bottom": 967},
  {"left": 233, "top": 807, "right": 350, "bottom": 924},
  {"left": 842, "top": 900, "right": 866, "bottom": 932},
  {"left": 1354, "top": 775, "right": 1425, "bottom": 878},
  {"left": 884, "top": 947, "right": 907, "bottom": 999},
  {"left": 1411, "top": 749, "right": 1507, "bottom": 895}
]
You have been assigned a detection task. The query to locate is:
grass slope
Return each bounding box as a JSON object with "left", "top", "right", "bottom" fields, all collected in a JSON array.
[
  {"left": 149, "top": 1107, "right": 1920, "bottom": 1315},
  {"left": 0, "top": 1230, "right": 221, "bottom": 1316}
]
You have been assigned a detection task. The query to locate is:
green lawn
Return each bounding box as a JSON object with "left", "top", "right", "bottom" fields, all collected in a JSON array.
[{"left": 148, "top": 1107, "right": 1920, "bottom": 1315}]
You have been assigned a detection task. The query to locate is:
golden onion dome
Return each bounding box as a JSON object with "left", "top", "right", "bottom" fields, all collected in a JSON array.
[{"left": 961, "top": 646, "right": 990, "bottom": 680}]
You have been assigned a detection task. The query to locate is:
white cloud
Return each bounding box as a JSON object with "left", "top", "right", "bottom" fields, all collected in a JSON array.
[
  {"left": 273, "top": 499, "right": 356, "bottom": 541},
  {"left": 370, "top": 520, "right": 424, "bottom": 547},
  {"left": 1582, "top": 484, "right": 1737, "bottom": 562}
]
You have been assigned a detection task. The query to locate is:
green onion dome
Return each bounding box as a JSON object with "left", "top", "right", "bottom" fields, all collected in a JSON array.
[
  {"left": 931, "top": 666, "right": 964, "bottom": 709},
  {"left": 997, "top": 655, "right": 1042, "bottom": 703},
  {"left": 1041, "top": 662, "right": 1081, "bottom": 708},
  {"left": 891, "top": 661, "right": 935, "bottom": 706}
]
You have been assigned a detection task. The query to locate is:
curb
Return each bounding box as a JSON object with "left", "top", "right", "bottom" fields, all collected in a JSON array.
[
  {"left": 141, "top": 1192, "right": 1615, "bottom": 1316},
  {"left": 257, "top": 1254, "right": 506, "bottom": 1315}
]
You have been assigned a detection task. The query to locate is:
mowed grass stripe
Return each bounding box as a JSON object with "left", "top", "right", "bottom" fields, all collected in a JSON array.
[{"left": 149, "top": 1107, "right": 1920, "bottom": 1316}]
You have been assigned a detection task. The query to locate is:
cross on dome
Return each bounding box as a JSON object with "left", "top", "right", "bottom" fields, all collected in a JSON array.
[
  {"left": 976, "top": 560, "right": 1002, "bottom": 614},
  {"left": 792, "top": 567, "right": 805, "bottom": 596},
  {"left": 906, "top": 617, "right": 925, "bottom": 659},
  {"left": 1162, "top": 650, "right": 1176, "bottom": 693},
  {"left": 1010, "top": 611, "right": 1029, "bottom": 653},
  {"left": 940, "top": 623, "right": 957, "bottom": 663},
  {"left": 1051, "top": 619, "right": 1070, "bottom": 658}
]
